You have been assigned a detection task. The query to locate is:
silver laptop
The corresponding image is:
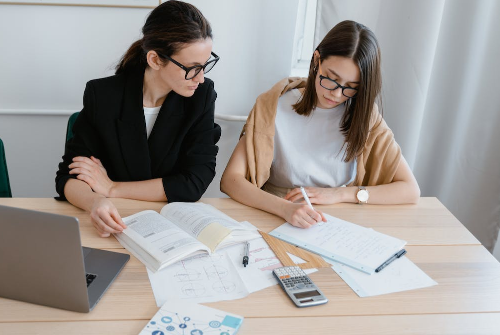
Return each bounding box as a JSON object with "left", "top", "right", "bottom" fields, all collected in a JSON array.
[{"left": 0, "top": 204, "right": 130, "bottom": 313}]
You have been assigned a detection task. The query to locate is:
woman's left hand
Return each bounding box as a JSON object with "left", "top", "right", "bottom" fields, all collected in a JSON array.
[
  {"left": 284, "top": 187, "right": 343, "bottom": 205},
  {"left": 69, "top": 156, "right": 115, "bottom": 197}
]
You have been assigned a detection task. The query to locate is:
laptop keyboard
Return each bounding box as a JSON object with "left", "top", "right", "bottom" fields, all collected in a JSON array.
[{"left": 86, "top": 273, "right": 97, "bottom": 287}]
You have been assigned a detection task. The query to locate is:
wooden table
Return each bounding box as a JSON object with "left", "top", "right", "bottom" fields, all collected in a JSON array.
[{"left": 1, "top": 197, "right": 500, "bottom": 334}]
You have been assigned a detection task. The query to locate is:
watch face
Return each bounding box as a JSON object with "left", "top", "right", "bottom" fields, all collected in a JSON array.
[{"left": 357, "top": 190, "right": 369, "bottom": 202}]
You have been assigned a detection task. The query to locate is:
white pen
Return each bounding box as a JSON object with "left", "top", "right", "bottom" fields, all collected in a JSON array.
[{"left": 300, "top": 186, "right": 314, "bottom": 210}]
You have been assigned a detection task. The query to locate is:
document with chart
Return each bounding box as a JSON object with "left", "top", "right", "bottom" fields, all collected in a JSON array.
[
  {"left": 140, "top": 300, "right": 243, "bottom": 335},
  {"left": 147, "top": 252, "right": 250, "bottom": 306},
  {"left": 147, "top": 237, "right": 317, "bottom": 306}
]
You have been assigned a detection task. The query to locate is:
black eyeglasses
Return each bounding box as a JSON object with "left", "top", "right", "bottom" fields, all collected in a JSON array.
[
  {"left": 159, "top": 51, "right": 219, "bottom": 80},
  {"left": 318, "top": 75, "right": 358, "bottom": 98},
  {"left": 318, "top": 60, "right": 358, "bottom": 98}
]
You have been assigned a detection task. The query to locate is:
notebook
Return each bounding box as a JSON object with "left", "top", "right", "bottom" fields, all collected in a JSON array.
[
  {"left": 269, "top": 213, "right": 407, "bottom": 274},
  {"left": 140, "top": 300, "right": 243, "bottom": 335}
]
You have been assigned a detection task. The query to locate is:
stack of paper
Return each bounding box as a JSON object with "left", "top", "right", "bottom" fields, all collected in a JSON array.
[{"left": 270, "top": 214, "right": 437, "bottom": 297}]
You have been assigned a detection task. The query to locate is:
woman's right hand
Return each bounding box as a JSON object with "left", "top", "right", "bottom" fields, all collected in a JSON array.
[
  {"left": 90, "top": 197, "right": 127, "bottom": 237},
  {"left": 281, "top": 202, "right": 326, "bottom": 228}
]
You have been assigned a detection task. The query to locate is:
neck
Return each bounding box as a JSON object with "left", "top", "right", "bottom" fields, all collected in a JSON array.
[{"left": 143, "top": 67, "right": 171, "bottom": 107}]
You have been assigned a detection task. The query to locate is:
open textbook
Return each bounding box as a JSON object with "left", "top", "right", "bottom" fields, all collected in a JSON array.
[{"left": 115, "top": 202, "right": 260, "bottom": 272}]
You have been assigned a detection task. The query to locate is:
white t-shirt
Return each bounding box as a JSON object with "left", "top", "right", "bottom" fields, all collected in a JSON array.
[
  {"left": 267, "top": 89, "right": 356, "bottom": 188},
  {"left": 143, "top": 106, "right": 161, "bottom": 138}
]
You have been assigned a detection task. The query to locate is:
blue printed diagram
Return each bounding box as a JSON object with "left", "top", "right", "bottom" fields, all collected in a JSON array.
[{"left": 142, "top": 308, "right": 242, "bottom": 335}]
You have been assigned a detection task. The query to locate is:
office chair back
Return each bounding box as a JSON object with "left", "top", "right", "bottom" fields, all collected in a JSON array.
[
  {"left": 0, "top": 138, "right": 12, "bottom": 198},
  {"left": 66, "top": 112, "right": 80, "bottom": 142}
]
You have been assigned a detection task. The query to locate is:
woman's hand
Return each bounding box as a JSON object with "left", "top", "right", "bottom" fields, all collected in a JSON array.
[
  {"left": 284, "top": 187, "right": 344, "bottom": 205},
  {"left": 281, "top": 202, "right": 326, "bottom": 229},
  {"left": 90, "top": 197, "right": 127, "bottom": 237},
  {"left": 69, "top": 156, "right": 115, "bottom": 197}
]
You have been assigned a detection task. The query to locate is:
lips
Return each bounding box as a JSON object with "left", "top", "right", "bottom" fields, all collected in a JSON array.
[
  {"left": 188, "top": 85, "right": 198, "bottom": 90},
  {"left": 323, "top": 96, "right": 338, "bottom": 105}
]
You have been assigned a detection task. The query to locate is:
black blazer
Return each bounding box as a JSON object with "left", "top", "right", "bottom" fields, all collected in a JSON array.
[{"left": 56, "top": 69, "right": 221, "bottom": 202}]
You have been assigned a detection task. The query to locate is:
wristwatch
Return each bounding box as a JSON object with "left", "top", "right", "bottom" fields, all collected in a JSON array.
[{"left": 356, "top": 186, "right": 369, "bottom": 204}]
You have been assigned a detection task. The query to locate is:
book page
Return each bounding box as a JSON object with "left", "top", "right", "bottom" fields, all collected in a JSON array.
[
  {"left": 270, "top": 213, "right": 406, "bottom": 273},
  {"left": 160, "top": 203, "right": 255, "bottom": 252},
  {"left": 121, "top": 210, "right": 207, "bottom": 267}
]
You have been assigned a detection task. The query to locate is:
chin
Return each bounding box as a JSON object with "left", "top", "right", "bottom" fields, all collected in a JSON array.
[{"left": 177, "top": 89, "right": 197, "bottom": 98}]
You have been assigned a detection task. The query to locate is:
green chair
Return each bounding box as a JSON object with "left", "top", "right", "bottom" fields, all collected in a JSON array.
[
  {"left": 66, "top": 112, "right": 80, "bottom": 142},
  {"left": 0, "top": 138, "right": 12, "bottom": 198}
]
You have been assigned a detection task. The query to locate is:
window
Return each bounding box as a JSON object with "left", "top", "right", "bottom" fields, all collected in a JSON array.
[{"left": 291, "top": 0, "right": 318, "bottom": 77}]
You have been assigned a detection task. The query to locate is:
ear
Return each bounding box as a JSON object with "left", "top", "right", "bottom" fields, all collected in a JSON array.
[
  {"left": 313, "top": 50, "right": 320, "bottom": 67},
  {"left": 146, "top": 50, "right": 162, "bottom": 70}
]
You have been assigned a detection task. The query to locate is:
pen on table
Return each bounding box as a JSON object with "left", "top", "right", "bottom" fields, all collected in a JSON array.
[
  {"left": 375, "top": 249, "right": 407, "bottom": 273},
  {"left": 300, "top": 186, "right": 314, "bottom": 210},
  {"left": 242, "top": 241, "right": 250, "bottom": 267}
]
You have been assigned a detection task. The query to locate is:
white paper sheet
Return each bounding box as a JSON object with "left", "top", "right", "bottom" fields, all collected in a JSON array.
[
  {"left": 270, "top": 213, "right": 407, "bottom": 274},
  {"left": 148, "top": 252, "right": 250, "bottom": 306},
  {"left": 225, "top": 237, "right": 317, "bottom": 293},
  {"left": 328, "top": 256, "right": 438, "bottom": 297},
  {"left": 147, "top": 237, "right": 318, "bottom": 306}
]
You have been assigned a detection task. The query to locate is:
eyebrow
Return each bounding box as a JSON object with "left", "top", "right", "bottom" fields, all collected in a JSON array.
[
  {"left": 327, "top": 68, "right": 360, "bottom": 84},
  {"left": 188, "top": 54, "right": 213, "bottom": 67}
]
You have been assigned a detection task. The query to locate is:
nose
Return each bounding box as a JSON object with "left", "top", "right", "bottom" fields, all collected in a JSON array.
[
  {"left": 330, "top": 86, "right": 343, "bottom": 99},
  {"left": 193, "top": 69, "right": 205, "bottom": 84}
]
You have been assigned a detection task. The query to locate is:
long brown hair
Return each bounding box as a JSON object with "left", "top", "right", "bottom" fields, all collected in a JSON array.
[
  {"left": 115, "top": 0, "right": 212, "bottom": 74},
  {"left": 293, "top": 20, "right": 382, "bottom": 162}
]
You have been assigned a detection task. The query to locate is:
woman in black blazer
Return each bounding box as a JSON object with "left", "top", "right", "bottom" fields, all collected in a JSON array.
[{"left": 56, "top": 1, "right": 221, "bottom": 237}]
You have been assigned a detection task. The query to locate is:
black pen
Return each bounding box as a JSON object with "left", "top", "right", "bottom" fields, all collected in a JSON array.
[
  {"left": 242, "top": 241, "right": 250, "bottom": 267},
  {"left": 375, "top": 249, "right": 407, "bottom": 273}
]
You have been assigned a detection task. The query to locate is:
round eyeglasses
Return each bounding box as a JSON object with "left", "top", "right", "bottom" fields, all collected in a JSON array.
[{"left": 159, "top": 52, "right": 219, "bottom": 80}]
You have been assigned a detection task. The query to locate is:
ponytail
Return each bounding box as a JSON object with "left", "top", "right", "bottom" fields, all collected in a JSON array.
[{"left": 115, "top": 39, "right": 145, "bottom": 75}]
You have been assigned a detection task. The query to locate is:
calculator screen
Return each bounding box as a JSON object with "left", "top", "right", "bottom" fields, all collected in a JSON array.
[{"left": 294, "top": 290, "right": 321, "bottom": 299}]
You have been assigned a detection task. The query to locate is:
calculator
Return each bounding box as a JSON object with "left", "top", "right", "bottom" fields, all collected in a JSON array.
[{"left": 273, "top": 266, "right": 328, "bottom": 307}]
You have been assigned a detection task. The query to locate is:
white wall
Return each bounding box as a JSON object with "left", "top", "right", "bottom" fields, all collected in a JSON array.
[{"left": 0, "top": 1, "right": 299, "bottom": 197}]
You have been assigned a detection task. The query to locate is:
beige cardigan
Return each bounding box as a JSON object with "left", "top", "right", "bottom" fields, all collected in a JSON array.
[{"left": 241, "top": 77, "right": 402, "bottom": 189}]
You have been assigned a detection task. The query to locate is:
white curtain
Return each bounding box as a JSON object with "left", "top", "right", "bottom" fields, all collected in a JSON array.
[{"left": 316, "top": 0, "right": 500, "bottom": 252}]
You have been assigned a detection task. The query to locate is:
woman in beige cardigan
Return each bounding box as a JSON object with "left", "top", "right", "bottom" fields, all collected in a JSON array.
[{"left": 221, "top": 20, "right": 420, "bottom": 229}]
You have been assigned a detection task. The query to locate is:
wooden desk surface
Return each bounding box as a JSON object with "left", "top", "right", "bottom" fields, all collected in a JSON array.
[{"left": 1, "top": 197, "right": 499, "bottom": 334}]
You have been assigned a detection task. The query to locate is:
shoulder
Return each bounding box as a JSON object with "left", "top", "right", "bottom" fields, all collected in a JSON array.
[
  {"left": 279, "top": 88, "right": 302, "bottom": 103},
  {"left": 80, "top": 73, "right": 130, "bottom": 123},
  {"left": 259, "top": 77, "right": 307, "bottom": 100},
  {"left": 85, "top": 72, "right": 127, "bottom": 98},
  {"left": 368, "top": 103, "right": 386, "bottom": 132}
]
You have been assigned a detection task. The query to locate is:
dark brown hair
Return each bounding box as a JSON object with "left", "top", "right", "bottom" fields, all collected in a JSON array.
[
  {"left": 116, "top": 0, "right": 212, "bottom": 74},
  {"left": 293, "top": 20, "right": 382, "bottom": 162}
]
